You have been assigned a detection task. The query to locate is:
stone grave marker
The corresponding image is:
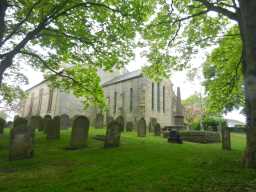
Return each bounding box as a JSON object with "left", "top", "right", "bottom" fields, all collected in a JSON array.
[
  {"left": 9, "top": 118, "right": 33, "bottom": 160},
  {"left": 126, "top": 121, "right": 134, "bottom": 132},
  {"left": 137, "top": 118, "right": 146, "bottom": 137},
  {"left": 69, "top": 116, "right": 90, "bottom": 149},
  {"left": 104, "top": 120, "right": 121, "bottom": 148}
]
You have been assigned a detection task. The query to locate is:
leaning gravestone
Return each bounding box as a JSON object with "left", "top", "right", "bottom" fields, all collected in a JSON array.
[
  {"left": 104, "top": 120, "right": 121, "bottom": 148},
  {"left": 116, "top": 115, "right": 124, "bottom": 132},
  {"left": 126, "top": 121, "right": 134, "bottom": 132},
  {"left": 9, "top": 117, "right": 33, "bottom": 160},
  {"left": 0, "top": 117, "right": 5, "bottom": 134},
  {"left": 154, "top": 122, "right": 161, "bottom": 136},
  {"left": 47, "top": 116, "right": 60, "bottom": 140},
  {"left": 137, "top": 118, "right": 147, "bottom": 137},
  {"left": 69, "top": 116, "right": 90, "bottom": 149},
  {"left": 95, "top": 113, "right": 104, "bottom": 129},
  {"left": 221, "top": 126, "right": 231, "bottom": 150},
  {"left": 60, "top": 114, "right": 70, "bottom": 129}
]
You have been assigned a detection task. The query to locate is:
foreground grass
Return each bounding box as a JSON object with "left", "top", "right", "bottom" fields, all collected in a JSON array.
[{"left": 0, "top": 129, "right": 256, "bottom": 192}]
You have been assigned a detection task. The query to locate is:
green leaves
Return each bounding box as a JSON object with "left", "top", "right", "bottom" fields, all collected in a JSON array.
[{"left": 203, "top": 26, "right": 244, "bottom": 113}]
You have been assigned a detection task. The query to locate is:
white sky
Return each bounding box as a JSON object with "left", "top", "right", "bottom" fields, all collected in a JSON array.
[{"left": 20, "top": 46, "right": 246, "bottom": 123}]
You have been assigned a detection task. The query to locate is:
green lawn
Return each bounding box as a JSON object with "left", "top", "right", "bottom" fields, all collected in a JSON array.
[{"left": 0, "top": 129, "right": 256, "bottom": 192}]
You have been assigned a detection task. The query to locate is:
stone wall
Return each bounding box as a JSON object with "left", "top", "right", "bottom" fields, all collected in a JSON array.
[{"left": 179, "top": 131, "right": 221, "bottom": 143}]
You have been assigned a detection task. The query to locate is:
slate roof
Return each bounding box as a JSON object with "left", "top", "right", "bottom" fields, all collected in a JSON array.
[{"left": 102, "top": 70, "right": 143, "bottom": 87}]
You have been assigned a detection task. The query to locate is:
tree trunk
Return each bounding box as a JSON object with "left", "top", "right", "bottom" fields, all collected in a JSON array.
[{"left": 238, "top": 0, "right": 256, "bottom": 168}]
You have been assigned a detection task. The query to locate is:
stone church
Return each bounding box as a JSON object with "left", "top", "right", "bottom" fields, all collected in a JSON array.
[{"left": 19, "top": 69, "right": 183, "bottom": 128}]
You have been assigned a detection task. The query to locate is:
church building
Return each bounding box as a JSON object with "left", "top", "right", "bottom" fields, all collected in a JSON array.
[{"left": 19, "top": 69, "right": 183, "bottom": 129}]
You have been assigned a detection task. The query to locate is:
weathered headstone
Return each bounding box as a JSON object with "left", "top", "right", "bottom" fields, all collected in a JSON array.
[
  {"left": 149, "top": 118, "right": 157, "bottom": 132},
  {"left": 60, "top": 114, "right": 70, "bottom": 129},
  {"left": 9, "top": 117, "right": 33, "bottom": 160},
  {"left": 137, "top": 118, "right": 146, "bottom": 137},
  {"left": 0, "top": 117, "right": 5, "bottom": 134},
  {"left": 43, "top": 115, "right": 51, "bottom": 134},
  {"left": 69, "top": 116, "right": 90, "bottom": 149},
  {"left": 116, "top": 115, "right": 124, "bottom": 132},
  {"left": 106, "top": 116, "right": 114, "bottom": 125},
  {"left": 29, "top": 116, "right": 43, "bottom": 132},
  {"left": 168, "top": 130, "right": 183, "bottom": 144},
  {"left": 104, "top": 120, "right": 121, "bottom": 148},
  {"left": 126, "top": 121, "right": 134, "bottom": 132},
  {"left": 47, "top": 116, "right": 60, "bottom": 140},
  {"left": 221, "top": 126, "right": 231, "bottom": 150},
  {"left": 95, "top": 113, "right": 104, "bottom": 129},
  {"left": 154, "top": 122, "right": 161, "bottom": 136}
]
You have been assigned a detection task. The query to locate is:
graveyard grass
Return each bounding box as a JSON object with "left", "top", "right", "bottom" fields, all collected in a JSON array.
[{"left": 0, "top": 129, "right": 256, "bottom": 192}]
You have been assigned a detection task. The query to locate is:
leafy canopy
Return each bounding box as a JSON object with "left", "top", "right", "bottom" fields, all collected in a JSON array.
[
  {"left": 0, "top": 0, "right": 156, "bottom": 109},
  {"left": 203, "top": 26, "right": 243, "bottom": 113}
]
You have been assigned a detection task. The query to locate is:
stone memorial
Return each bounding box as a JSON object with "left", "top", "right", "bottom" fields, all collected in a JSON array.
[
  {"left": 221, "top": 126, "right": 231, "bottom": 150},
  {"left": 9, "top": 117, "right": 33, "bottom": 160},
  {"left": 95, "top": 113, "right": 104, "bottom": 129},
  {"left": 116, "top": 115, "right": 124, "bottom": 132},
  {"left": 168, "top": 130, "right": 183, "bottom": 144},
  {"left": 43, "top": 115, "right": 51, "bottom": 134},
  {"left": 126, "top": 121, "right": 134, "bottom": 132},
  {"left": 60, "top": 114, "right": 70, "bottom": 129},
  {"left": 29, "top": 116, "right": 43, "bottom": 132},
  {"left": 104, "top": 120, "right": 121, "bottom": 148},
  {"left": 47, "top": 116, "right": 60, "bottom": 140},
  {"left": 137, "top": 118, "right": 146, "bottom": 137},
  {"left": 149, "top": 118, "right": 157, "bottom": 132},
  {"left": 154, "top": 122, "right": 161, "bottom": 136},
  {"left": 69, "top": 116, "right": 90, "bottom": 149}
]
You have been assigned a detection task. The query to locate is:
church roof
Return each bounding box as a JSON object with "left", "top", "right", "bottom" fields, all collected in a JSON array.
[{"left": 102, "top": 70, "right": 142, "bottom": 87}]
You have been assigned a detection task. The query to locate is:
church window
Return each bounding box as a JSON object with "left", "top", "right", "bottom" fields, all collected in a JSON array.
[
  {"left": 163, "top": 86, "right": 165, "bottom": 113},
  {"left": 114, "top": 91, "right": 117, "bottom": 113},
  {"left": 29, "top": 92, "right": 34, "bottom": 115},
  {"left": 130, "top": 88, "right": 133, "bottom": 112},
  {"left": 37, "top": 88, "right": 43, "bottom": 115},
  {"left": 157, "top": 82, "right": 160, "bottom": 112},
  {"left": 47, "top": 88, "right": 54, "bottom": 113},
  {"left": 151, "top": 83, "right": 154, "bottom": 111}
]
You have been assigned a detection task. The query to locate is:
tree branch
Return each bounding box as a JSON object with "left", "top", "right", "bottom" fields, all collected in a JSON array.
[
  {"left": 0, "top": 0, "right": 8, "bottom": 44},
  {"left": 194, "top": 0, "right": 239, "bottom": 21},
  {"left": 0, "top": 0, "right": 41, "bottom": 47}
]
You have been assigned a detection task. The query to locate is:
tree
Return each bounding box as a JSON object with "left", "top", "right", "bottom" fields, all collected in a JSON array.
[
  {"left": 143, "top": 0, "right": 256, "bottom": 168},
  {"left": 203, "top": 26, "right": 244, "bottom": 113},
  {"left": 182, "top": 94, "right": 204, "bottom": 128},
  {"left": 0, "top": 0, "right": 156, "bottom": 108}
]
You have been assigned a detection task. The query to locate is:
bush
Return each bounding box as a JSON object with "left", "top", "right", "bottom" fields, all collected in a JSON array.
[{"left": 191, "top": 120, "right": 201, "bottom": 130}]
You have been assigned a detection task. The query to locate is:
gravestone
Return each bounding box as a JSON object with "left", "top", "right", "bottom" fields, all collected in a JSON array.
[
  {"left": 221, "top": 126, "right": 231, "bottom": 150},
  {"left": 154, "top": 123, "right": 161, "bottom": 136},
  {"left": 69, "top": 116, "right": 90, "bottom": 149},
  {"left": 104, "top": 120, "right": 121, "bottom": 148},
  {"left": 126, "top": 121, "right": 134, "bottom": 132},
  {"left": 137, "top": 118, "right": 146, "bottom": 137},
  {"left": 116, "top": 115, "right": 124, "bottom": 132},
  {"left": 0, "top": 117, "right": 5, "bottom": 134},
  {"left": 43, "top": 115, "right": 51, "bottom": 134},
  {"left": 95, "top": 113, "right": 104, "bottom": 129},
  {"left": 29, "top": 116, "right": 43, "bottom": 132},
  {"left": 149, "top": 118, "right": 157, "bottom": 132},
  {"left": 6, "top": 121, "right": 13, "bottom": 128},
  {"left": 9, "top": 117, "right": 33, "bottom": 160},
  {"left": 47, "top": 116, "right": 60, "bottom": 140},
  {"left": 60, "top": 114, "right": 70, "bottom": 129},
  {"left": 168, "top": 130, "right": 183, "bottom": 144},
  {"left": 106, "top": 116, "right": 114, "bottom": 125}
]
